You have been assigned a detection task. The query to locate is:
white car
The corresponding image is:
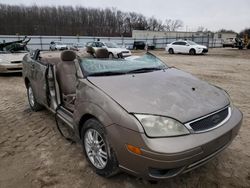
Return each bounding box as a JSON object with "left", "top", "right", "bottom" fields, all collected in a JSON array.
[
  {"left": 49, "top": 41, "right": 68, "bottom": 51},
  {"left": 0, "top": 51, "right": 27, "bottom": 73},
  {"left": 86, "top": 41, "right": 132, "bottom": 58},
  {"left": 165, "top": 40, "right": 208, "bottom": 55},
  {"left": 70, "top": 43, "right": 86, "bottom": 51}
]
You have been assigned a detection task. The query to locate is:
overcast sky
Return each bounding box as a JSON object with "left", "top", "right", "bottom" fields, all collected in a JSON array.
[{"left": 1, "top": 0, "right": 249, "bottom": 32}]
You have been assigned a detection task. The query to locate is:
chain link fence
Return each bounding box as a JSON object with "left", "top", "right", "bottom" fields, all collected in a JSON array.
[{"left": 0, "top": 34, "right": 223, "bottom": 50}]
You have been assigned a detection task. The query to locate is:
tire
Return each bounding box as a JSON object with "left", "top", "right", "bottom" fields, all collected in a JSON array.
[
  {"left": 109, "top": 53, "right": 114, "bottom": 59},
  {"left": 189, "top": 49, "right": 196, "bottom": 55},
  {"left": 81, "top": 119, "right": 119, "bottom": 177},
  {"left": 168, "top": 48, "right": 174, "bottom": 54},
  {"left": 27, "top": 83, "right": 43, "bottom": 111}
]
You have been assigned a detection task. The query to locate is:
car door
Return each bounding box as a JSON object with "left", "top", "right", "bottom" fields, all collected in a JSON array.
[
  {"left": 29, "top": 51, "right": 49, "bottom": 106},
  {"left": 179, "top": 41, "right": 189, "bottom": 53},
  {"left": 171, "top": 42, "right": 181, "bottom": 53}
]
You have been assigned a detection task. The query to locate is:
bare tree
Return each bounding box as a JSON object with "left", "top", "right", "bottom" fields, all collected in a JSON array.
[
  {"left": 164, "top": 19, "right": 183, "bottom": 31},
  {"left": 0, "top": 4, "right": 184, "bottom": 36}
]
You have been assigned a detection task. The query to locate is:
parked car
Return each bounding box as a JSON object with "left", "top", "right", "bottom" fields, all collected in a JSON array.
[
  {"left": 165, "top": 40, "right": 208, "bottom": 55},
  {"left": 22, "top": 49, "right": 242, "bottom": 180},
  {"left": 86, "top": 41, "right": 131, "bottom": 58},
  {"left": 222, "top": 38, "right": 237, "bottom": 48},
  {"left": 146, "top": 43, "right": 155, "bottom": 50},
  {"left": 49, "top": 41, "right": 68, "bottom": 51},
  {"left": 0, "top": 37, "right": 30, "bottom": 73},
  {"left": 70, "top": 43, "right": 85, "bottom": 51},
  {"left": 133, "top": 41, "right": 146, "bottom": 50}
]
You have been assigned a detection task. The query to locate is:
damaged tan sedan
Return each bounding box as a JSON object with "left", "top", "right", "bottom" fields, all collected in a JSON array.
[{"left": 22, "top": 49, "right": 242, "bottom": 180}]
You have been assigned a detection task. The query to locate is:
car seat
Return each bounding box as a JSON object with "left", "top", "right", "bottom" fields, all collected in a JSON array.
[{"left": 56, "top": 50, "right": 77, "bottom": 111}]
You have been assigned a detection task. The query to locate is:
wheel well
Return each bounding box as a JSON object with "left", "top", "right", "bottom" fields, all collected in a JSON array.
[
  {"left": 24, "top": 77, "right": 30, "bottom": 88},
  {"left": 190, "top": 48, "right": 195, "bottom": 52},
  {"left": 78, "top": 114, "right": 96, "bottom": 139}
]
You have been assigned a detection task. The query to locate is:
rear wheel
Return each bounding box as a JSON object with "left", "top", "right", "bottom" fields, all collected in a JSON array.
[
  {"left": 27, "top": 83, "right": 43, "bottom": 111},
  {"left": 81, "top": 119, "right": 119, "bottom": 177},
  {"left": 168, "top": 48, "right": 174, "bottom": 54},
  {"left": 189, "top": 49, "right": 196, "bottom": 55}
]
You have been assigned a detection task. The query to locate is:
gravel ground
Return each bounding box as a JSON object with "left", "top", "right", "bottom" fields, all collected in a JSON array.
[{"left": 0, "top": 48, "right": 250, "bottom": 188}]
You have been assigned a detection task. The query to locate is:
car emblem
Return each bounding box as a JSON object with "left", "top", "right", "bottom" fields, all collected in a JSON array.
[{"left": 211, "top": 114, "right": 221, "bottom": 124}]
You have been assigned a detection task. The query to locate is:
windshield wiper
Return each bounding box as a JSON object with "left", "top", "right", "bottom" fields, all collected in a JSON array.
[
  {"left": 88, "top": 71, "right": 126, "bottom": 77},
  {"left": 126, "top": 67, "right": 165, "bottom": 74}
]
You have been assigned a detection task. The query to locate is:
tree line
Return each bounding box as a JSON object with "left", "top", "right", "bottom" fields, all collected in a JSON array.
[{"left": 0, "top": 4, "right": 183, "bottom": 37}]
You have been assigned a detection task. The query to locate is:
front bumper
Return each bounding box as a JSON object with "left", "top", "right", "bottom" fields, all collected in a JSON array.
[
  {"left": 0, "top": 63, "right": 23, "bottom": 73},
  {"left": 121, "top": 51, "right": 132, "bottom": 57},
  {"left": 106, "top": 106, "right": 242, "bottom": 180}
]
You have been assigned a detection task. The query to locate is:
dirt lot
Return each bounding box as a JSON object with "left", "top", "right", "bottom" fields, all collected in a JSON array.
[{"left": 0, "top": 48, "right": 250, "bottom": 188}]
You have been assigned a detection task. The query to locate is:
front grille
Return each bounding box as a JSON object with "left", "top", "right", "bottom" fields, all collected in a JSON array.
[
  {"left": 11, "top": 61, "right": 22, "bottom": 64},
  {"left": 202, "top": 49, "right": 208, "bottom": 53},
  {"left": 188, "top": 107, "right": 229, "bottom": 132},
  {"left": 121, "top": 51, "right": 129, "bottom": 53}
]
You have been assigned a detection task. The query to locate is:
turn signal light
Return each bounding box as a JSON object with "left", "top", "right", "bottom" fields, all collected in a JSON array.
[{"left": 127, "top": 144, "right": 142, "bottom": 155}]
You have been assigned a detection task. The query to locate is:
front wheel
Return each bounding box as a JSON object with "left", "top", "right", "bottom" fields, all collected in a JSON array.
[
  {"left": 109, "top": 53, "right": 114, "bottom": 59},
  {"left": 81, "top": 119, "right": 119, "bottom": 177},
  {"left": 27, "top": 83, "right": 43, "bottom": 111},
  {"left": 189, "top": 49, "right": 196, "bottom": 55}
]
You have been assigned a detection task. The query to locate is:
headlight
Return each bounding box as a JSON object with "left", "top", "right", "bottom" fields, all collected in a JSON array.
[{"left": 134, "top": 114, "right": 190, "bottom": 137}]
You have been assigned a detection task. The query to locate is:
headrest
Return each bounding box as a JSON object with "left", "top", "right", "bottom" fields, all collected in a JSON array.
[
  {"left": 61, "top": 50, "right": 76, "bottom": 61},
  {"left": 86, "top": 46, "right": 95, "bottom": 55},
  {"left": 95, "top": 48, "right": 109, "bottom": 58}
]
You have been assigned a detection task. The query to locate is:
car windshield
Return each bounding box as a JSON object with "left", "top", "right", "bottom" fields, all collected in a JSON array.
[
  {"left": 187, "top": 41, "right": 198, "bottom": 45},
  {"left": 80, "top": 54, "right": 168, "bottom": 76},
  {"left": 0, "top": 45, "right": 28, "bottom": 53},
  {"left": 104, "top": 42, "right": 119, "bottom": 48}
]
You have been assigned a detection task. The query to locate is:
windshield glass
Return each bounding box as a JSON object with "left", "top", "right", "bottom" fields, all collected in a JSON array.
[
  {"left": 187, "top": 41, "right": 198, "bottom": 45},
  {"left": 104, "top": 42, "right": 119, "bottom": 48},
  {"left": 0, "top": 45, "right": 28, "bottom": 53},
  {"left": 80, "top": 54, "right": 167, "bottom": 76}
]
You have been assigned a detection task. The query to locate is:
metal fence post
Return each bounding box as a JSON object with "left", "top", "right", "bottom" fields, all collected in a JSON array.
[
  {"left": 77, "top": 34, "right": 79, "bottom": 42},
  {"left": 40, "top": 36, "right": 43, "bottom": 50},
  {"left": 207, "top": 33, "right": 210, "bottom": 48}
]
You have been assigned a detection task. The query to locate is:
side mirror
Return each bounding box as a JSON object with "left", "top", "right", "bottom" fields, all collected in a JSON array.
[{"left": 186, "top": 44, "right": 190, "bottom": 46}]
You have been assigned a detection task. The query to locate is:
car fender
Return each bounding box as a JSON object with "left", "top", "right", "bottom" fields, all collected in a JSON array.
[{"left": 74, "top": 101, "right": 113, "bottom": 127}]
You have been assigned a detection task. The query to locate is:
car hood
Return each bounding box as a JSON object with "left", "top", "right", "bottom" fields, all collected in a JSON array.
[
  {"left": 56, "top": 45, "right": 67, "bottom": 48},
  {"left": 108, "top": 48, "right": 130, "bottom": 53},
  {"left": 88, "top": 68, "right": 229, "bottom": 123},
  {"left": 195, "top": 44, "right": 207, "bottom": 49},
  {"left": 0, "top": 52, "right": 27, "bottom": 63}
]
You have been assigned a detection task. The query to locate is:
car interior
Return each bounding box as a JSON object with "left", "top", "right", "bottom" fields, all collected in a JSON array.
[{"left": 32, "top": 48, "right": 109, "bottom": 112}]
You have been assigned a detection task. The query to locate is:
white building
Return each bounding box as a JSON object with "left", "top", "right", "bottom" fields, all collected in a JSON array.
[
  {"left": 132, "top": 30, "right": 209, "bottom": 39},
  {"left": 213, "top": 32, "right": 237, "bottom": 41}
]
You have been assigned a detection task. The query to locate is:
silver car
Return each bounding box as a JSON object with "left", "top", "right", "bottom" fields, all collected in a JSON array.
[{"left": 22, "top": 49, "right": 242, "bottom": 180}]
